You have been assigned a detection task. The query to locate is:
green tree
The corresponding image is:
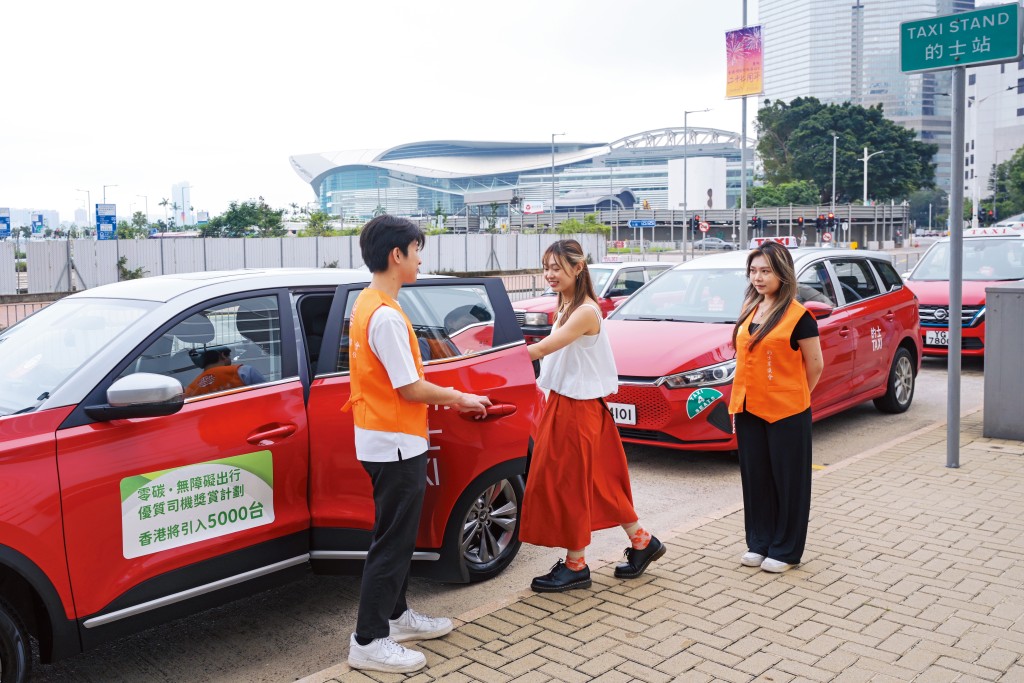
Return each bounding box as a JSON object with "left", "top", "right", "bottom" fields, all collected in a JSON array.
[
  {"left": 300, "top": 210, "right": 335, "bottom": 237},
  {"left": 756, "top": 98, "right": 937, "bottom": 202},
  {"left": 907, "top": 188, "right": 947, "bottom": 229},
  {"left": 748, "top": 180, "right": 821, "bottom": 207},
  {"left": 115, "top": 219, "right": 148, "bottom": 239},
  {"left": 203, "top": 198, "right": 285, "bottom": 238}
]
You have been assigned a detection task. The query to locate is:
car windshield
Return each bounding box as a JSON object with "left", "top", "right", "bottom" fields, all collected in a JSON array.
[
  {"left": 611, "top": 268, "right": 749, "bottom": 323},
  {"left": 910, "top": 238, "right": 1024, "bottom": 281},
  {"left": 0, "top": 298, "right": 154, "bottom": 416},
  {"left": 543, "top": 266, "right": 613, "bottom": 295}
]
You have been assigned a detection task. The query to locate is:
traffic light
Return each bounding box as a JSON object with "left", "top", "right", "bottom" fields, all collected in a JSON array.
[
  {"left": 797, "top": 216, "right": 805, "bottom": 230},
  {"left": 827, "top": 212, "right": 835, "bottom": 229},
  {"left": 816, "top": 214, "right": 826, "bottom": 231},
  {"left": 987, "top": 209, "right": 994, "bottom": 225},
  {"left": 978, "top": 207, "right": 986, "bottom": 225},
  {"left": 693, "top": 214, "right": 701, "bottom": 233}
]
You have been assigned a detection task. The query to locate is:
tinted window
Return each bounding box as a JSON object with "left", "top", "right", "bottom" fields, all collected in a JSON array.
[
  {"left": 872, "top": 260, "right": 903, "bottom": 292},
  {"left": 608, "top": 269, "right": 646, "bottom": 297},
  {"left": 797, "top": 262, "right": 837, "bottom": 307},
  {"left": 832, "top": 260, "right": 881, "bottom": 303}
]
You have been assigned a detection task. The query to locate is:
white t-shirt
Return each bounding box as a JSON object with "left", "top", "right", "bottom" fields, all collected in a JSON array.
[{"left": 354, "top": 305, "right": 430, "bottom": 462}]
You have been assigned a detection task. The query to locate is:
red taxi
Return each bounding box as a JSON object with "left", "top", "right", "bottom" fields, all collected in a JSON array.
[
  {"left": 903, "top": 227, "right": 1024, "bottom": 356},
  {"left": 602, "top": 249, "right": 922, "bottom": 450},
  {"left": 0, "top": 269, "right": 541, "bottom": 681},
  {"left": 513, "top": 260, "right": 672, "bottom": 342}
]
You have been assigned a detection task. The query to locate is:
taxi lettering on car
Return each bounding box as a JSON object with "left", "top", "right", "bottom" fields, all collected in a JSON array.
[
  {"left": 602, "top": 249, "right": 923, "bottom": 451},
  {"left": 903, "top": 227, "right": 1024, "bottom": 356},
  {"left": 0, "top": 269, "right": 542, "bottom": 682}
]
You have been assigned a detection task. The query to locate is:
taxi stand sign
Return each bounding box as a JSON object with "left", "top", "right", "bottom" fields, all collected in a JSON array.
[{"left": 900, "top": 3, "right": 1023, "bottom": 73}]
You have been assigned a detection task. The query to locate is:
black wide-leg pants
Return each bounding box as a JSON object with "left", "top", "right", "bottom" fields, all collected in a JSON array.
[
  {"left": 735, "top": 408, "right": 812, "bottom": 565},
  {"left": 355, "top": 452, "right": 428, "bottom": 640}
]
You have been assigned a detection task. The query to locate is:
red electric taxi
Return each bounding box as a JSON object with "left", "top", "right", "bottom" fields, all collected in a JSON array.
[
  {"left": 513, "top": 260, "right": 672, "bottom": 342},
  {"left": 903, "top": 227, "right": 1024, "bottom": 357},
  {"left": 603, "top": 249, "right": 922, "bottom": 451},
  {"left": 0, "top": 269, "right": 541, "bottom": 681}
]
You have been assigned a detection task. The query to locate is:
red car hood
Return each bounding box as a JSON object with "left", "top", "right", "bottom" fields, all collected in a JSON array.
[
  {"left": 905, "top": 279, "right": 993, "bottom": 306},
  {"left": 605, "top": 318, "right": 735, "bottom": 377},
  {"left": 513, "top": 294, "right": 557, "bottom": 312}
]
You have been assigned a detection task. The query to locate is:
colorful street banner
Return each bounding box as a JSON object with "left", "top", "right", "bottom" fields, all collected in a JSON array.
[
  {"left": 726, "top": 25, "right": 764, "bottom": 99},
  {"left": 120, "top": 451, "right": 275, "bottom": 559}
]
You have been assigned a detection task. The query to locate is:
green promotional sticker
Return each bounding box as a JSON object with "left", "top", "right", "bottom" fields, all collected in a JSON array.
[{"left": 686, "top": 388, "right": 723, "bottom": 419}]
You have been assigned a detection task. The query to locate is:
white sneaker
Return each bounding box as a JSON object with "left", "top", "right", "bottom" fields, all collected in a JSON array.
[
  {"left": 761, "top": 557, "right": 795, "bottom": 573},
  {"left": 347, "top": 633, "right": 426, "bottom": 673},
  {"left": 741, "top": 551, "right": 765, "bottom": 567},
  {"left": 389, "top": 609, "right": 453, "bottom": 643}
]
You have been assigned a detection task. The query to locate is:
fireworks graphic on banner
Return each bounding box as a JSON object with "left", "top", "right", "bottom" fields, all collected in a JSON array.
[{"left": 725, "top": 25, "right": 764, "bottom": 98}]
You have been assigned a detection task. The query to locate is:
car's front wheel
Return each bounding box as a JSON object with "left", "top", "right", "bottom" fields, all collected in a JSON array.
[
  {"left": 456, "top": 475, "right": 524, "bottom": 582},
  {"left": 874, "top": 346, "right": 915, "bottom": 414},
  {"left": 0, "top": 598, "right": 31, "bottom": 683}
]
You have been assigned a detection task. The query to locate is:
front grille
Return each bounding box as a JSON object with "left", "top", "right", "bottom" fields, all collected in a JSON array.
[
  {"left": 607, "top": 384, "right": 671, "bottom": 429},
  {"left": 513, "top": 310, "right": 526, "bottom": 326},
  {"left": 618, "top": 428, "right": 685, "bottom": 444},
  {"left": 919, "top": 305, "right": 982, "bottom": 327}
]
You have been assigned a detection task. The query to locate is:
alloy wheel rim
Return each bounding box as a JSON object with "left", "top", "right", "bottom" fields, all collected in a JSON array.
[
  {"left": 895, "top": 355, "right": 914, "bottom": 405},
  {"left": 460, "top": 479, "right": 518, "bottom": 567}
]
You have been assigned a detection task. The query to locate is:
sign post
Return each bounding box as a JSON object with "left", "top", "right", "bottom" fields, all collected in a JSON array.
[
  {"left": 0, "top": 208, "right": 10, "bottom": 240},
  {"left": 628, "top": 219, "right": 656, "bottom": 258},
  {"left": 901, "top": 1, "right": 1023, "bottom": 469},
  {"left": 96, "top": 204, "right": 118, "bottom": 241}
]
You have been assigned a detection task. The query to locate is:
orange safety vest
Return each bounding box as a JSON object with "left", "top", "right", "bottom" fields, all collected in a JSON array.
[
  {"left": 184, "top": 365, "right": 246, "bottom": 398},
  {"left": 728, "top": 299, "right": 811, "bottom": 423},
  {"left": 341, "top": 288, "right": 428, "bottom": 439}
]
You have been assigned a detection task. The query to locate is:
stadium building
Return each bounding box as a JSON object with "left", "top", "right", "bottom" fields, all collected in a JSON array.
[{"left": 290, "top": 127, "right": 753, "bottom": 221}]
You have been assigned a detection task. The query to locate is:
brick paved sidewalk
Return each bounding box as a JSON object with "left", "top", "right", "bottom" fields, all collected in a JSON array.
[{"left": 306, "top": 412, "right": 1024, "bottom": 682}]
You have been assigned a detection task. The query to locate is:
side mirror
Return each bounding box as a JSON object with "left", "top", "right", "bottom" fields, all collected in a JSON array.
[
  {"left": 804, "top": 301, "right": 833, "bottom": 320},
  {"left": 85, "top": 373, "right": 185, "bottom": 421}
]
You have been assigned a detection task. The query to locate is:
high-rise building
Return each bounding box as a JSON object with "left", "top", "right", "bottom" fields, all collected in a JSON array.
[
  {"left": 759, "top": 0, "right": 975, "bottom": 193},
  {"left": 965, "top": 62, "right": 1024, "bottom": 219},
  {"left": 172, "top": 182, "right": 194, "bottom": 226}
]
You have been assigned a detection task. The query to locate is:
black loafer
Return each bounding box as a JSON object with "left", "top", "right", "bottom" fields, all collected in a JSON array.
[
  {"left": 530, "top": 560, "right": 592, "bottom": 593},
  {"left": 614, "top": 536, "right": 666, "bottom": 579}
]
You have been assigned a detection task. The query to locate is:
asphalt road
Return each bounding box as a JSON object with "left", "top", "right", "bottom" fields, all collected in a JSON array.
[{"left": 32, "top": 356, "right": 985, "bottom": 682}]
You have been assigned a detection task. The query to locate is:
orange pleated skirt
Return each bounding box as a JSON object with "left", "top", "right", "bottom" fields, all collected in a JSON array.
[{"left": 520, "top": 391, "right": 638, "bottom": 550}]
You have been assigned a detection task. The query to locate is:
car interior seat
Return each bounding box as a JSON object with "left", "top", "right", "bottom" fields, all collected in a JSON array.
[
  {"left": 837, "top": 275, "right": 862, "bottom": 302},
  {"left": 235, "top": 301, "right": 280, "bottom": 379},
  {"left": 169, "top": 314, "right": 218, "bottom": 386}
]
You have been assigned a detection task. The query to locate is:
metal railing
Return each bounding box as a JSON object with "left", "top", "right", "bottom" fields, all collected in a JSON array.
[{"left": 0, "top": 301, "right": 51, "bottom": 330}]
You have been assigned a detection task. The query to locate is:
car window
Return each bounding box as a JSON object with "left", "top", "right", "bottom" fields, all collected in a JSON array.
[
  {"left": 335, "top": 284, "right": 497, "bottom": 373},
  {"left": 645, "top": 266, "right": 672, "bottom": 281},
  {"left": 607, "top": 269, "right": 645, "bottom": 297},
  {"left": 911, "top": 238, "right": 1024, "bottom": 281},
  {"left": 796, "top": 262, "right": 837, "bottom": 307},
  {"left": 119, "top": 295, "right": 284, "bottom": 398},
  {"left": 612, "top": 268, "right": 748, "bottom": 323},
  {"left": 831, "top": 259, "right": 881, "bottom": 303},
  {"left": 872, "top": 259, "right": 904, "bottom": 292}
]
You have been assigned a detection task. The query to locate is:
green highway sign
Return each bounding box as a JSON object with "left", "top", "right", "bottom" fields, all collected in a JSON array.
[{"left": 901, "top": 2, "right": 1023, "bottom": 73}]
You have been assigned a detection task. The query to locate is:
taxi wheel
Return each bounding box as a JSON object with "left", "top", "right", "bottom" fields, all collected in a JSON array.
[
  {"left": 457, "top": 475, "right": 524, "bottom": 583},
  {"left": 0, "top": 598, "right": 31, "bottom": 683},
  {"left": 874, "top": 347, "right": 915, "bottom": 414}
]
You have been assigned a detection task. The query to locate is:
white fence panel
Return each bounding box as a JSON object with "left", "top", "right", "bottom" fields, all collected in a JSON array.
[
  {"left": 517, "top": 234, "right": 543, "bottom": 270},
  {"left": 71, "top": 239, "right": 99, "bottom": 290},
  {"left": 205, "top": 239, "right": 245, "bottom": 271},
  {"left": 283, "top": 237, "right": 317, "bottom": 268},
  {"left": 467, "top": 235, "right": 490, "bottom": 272},
  {"left": 245, "top": 239, "right": 283, "bottom": 268},
  {"left": 119, "top": 240, "right": 163, "bottom": 278},
  {"left": 27, "top": 241, "right": 70, "bottom": 294},
  {"left": 0, "top": 242, "right": 16, "bottom": 294},
  {"left": 168, "top": 240, "right": 206, "bottom": 274},
  {"left": 318, "top": 237, "right": 362, "bottom": 270}
]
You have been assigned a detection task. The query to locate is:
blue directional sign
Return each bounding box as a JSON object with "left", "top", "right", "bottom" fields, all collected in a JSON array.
[
  {"left": 96, "top": 203, "right": 117, "bottom": 241},
  {"left": 31, "top": 213, "right": 45, "bottom": 234},
  {"left": 0, "top": 208, "right": 10, "bottom": 239},
  {"left": 628, "top": 219, "right": 656, "bottom": 228}
]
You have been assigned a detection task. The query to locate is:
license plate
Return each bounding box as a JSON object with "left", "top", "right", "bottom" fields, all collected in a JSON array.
[
  {"left": 607, "top": 402, "right": 636, "bottom": 425},
  {"left": 926, "top": 330, "right": 949, "bottom": 346}
]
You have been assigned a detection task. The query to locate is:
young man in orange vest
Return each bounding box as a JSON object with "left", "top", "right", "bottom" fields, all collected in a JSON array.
[{"left": 344, "top": 215, "right": 491, "bottom": 674}]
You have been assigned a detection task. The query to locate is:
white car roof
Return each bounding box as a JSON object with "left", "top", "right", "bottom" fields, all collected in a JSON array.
[{"left": 669, "top": 248, "right": 890, "bottom": 270}]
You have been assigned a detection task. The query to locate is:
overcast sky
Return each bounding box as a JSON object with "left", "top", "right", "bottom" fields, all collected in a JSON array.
[{"left": 3, "top": 0, "right": 761, "bottom": 223}]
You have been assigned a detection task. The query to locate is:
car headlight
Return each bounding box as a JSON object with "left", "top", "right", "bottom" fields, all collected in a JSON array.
[
  {"left": 523, "top": 312, "right": 550, "bottom": 326},
  {"left": 661, "top": 359, "right": 736, "bottom": 389}
]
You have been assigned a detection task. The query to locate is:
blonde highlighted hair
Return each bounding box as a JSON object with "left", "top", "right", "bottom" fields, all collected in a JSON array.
[{"left": 541, "top": 239, "right": 599, "bottom": 323}]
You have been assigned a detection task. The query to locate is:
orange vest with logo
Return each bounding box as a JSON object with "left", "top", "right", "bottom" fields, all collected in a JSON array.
[
  {"left": 184, "top": 365, "right": 246, "bottom": 398},
  {"left": 342, "top": 288, "right": 428, "bottom": 439},
  {"left": 728, "top": 299, "right": 811, "bottom": 423}
]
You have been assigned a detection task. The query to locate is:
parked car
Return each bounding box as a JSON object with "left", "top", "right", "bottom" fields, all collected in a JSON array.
[
  {"left": 602, "top": 249, "right": 922, "bottom": 451},
  {"left": 0, "top": 269, "right": 541, "bottom": 681},
  {"left": 903, "top": 226, "right": 1024, "bottom": 356},
  {"left": 692, "top": 237, "right": 739, "bottom": 251},
  {"left": 513, "top": 260, "right": 673, "bottom": 342}
]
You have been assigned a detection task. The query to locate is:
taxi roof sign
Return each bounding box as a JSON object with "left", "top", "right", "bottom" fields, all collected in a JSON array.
[
  {"left": 748, "top": 235, "right": 798, "bottom": 249},
  {"left": 963, "top": 226, "right": 1024, "bottom": 237}
]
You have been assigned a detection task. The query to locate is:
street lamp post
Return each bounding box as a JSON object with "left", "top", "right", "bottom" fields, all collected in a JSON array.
[
  {"left": 76, "top": 189, "right": 91, "bottom": 231},
  {"left": 683, "top": 108, "right": 711, "bottom": 253},
  {"left": 137, "top": 195, "right": 149, "bottom": 223},
  {"left": 551, "top": 132, "right": 565, "bottom": 231},
  {"left": 861, "top": 147, "right": 886, "bottom": 205},
  {"left": 103, "top": 184, "right": 118, "bottom": 204},
  {"left": 831, "top": 133, "right": 838, "bottom": 215}
]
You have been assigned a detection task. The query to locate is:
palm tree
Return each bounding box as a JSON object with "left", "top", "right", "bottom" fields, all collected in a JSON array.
[{"left": 158, "top": 197, "right": 170, "bottom": 227}]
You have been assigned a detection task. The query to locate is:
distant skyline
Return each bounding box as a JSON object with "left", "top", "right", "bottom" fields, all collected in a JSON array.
[{"left": 2, "top": 0, "right": 760, "bottom": 224}]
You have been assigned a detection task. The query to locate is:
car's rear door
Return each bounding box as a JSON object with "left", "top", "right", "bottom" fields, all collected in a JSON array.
[
  {"left": 830, "top": 258, "right": 890, "bottom": 395},
  {"left": 797, "top": 260, "right": 854, "bottom": 411},
  {"left": 54, "top": 291, "right": 311, "bottom": 647}
]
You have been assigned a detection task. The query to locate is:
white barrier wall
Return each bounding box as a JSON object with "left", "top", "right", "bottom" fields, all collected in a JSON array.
[{"left": 4, "top": 233, "right": 606, "bottom": 295}]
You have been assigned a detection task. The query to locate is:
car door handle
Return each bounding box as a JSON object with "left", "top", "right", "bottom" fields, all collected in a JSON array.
[
  {"left": 460, "top": 402, "right": 517, "bottom": 420},
  {"left": 838, "top": 326, "right": 850, "bottom": 338},
  {"left": 884, "top": 311, "right": 895, "bottom": 321},
  {"left": 247, "top": 424, "right": 297, "bottom": 444}
]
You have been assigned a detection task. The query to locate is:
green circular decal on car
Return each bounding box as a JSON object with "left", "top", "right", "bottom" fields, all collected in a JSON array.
[{"left": 686, "top": 388, "right": 724, "bottom": 419}]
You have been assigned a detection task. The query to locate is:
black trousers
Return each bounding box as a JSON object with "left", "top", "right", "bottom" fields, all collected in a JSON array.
[
  {"left": 355, "top": 452, "right": 428, "bottom": 640},
  {"left": 735, "top": 408, "right": 812, "bottom": 565}
]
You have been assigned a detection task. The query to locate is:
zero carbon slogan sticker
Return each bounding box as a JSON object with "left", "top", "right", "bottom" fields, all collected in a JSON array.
[
  {"left": 120, "top": 451, "right": 275, "bottom": 559},
  {"left": 686, "top": 388, "right": 724, "bottom": 419}
]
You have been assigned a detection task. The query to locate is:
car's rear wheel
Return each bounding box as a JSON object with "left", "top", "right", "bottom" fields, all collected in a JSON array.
[
  {"left": 457, "top": 475, "right": 524, "bottom": 582},
  {"left": 874, "top": 347, "right": 915, "bottom": 414},
  {"left": 0, "top": 598, "right": 31, "bottom": 683}
]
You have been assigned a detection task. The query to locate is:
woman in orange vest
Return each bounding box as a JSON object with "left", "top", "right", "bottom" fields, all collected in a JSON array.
[
  {"left": 184, "top": 347, "right": 266, "bottom": 397},
  {"left": 729, "top": 241, "right": 823, "bottom": 573},
  {"left": 521, "top": 239, "right": 664, "bottom": 593}
]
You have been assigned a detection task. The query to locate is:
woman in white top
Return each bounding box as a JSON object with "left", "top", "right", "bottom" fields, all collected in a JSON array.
[{"left": 520, "top": 239, "right": 665, "bottom": 593}]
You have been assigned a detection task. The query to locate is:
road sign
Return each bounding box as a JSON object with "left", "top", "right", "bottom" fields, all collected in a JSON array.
[
  {"left": 841, "top": 222, "right": 849, "bottom": 232},
  {"left": 901, "top": 3, "right": 1023, "bottom": 73},
  {"left": 628, "top": 219, "right": 656, "bottom": 228},
  {"left": 96, "top": 203, "right": 117, "bottom": 241},
  {"left": 822, "top": 231, "right": 833, "bottom": 243},
  {"left": 699, "top": 222, "right": 710, "bottom": 233}
]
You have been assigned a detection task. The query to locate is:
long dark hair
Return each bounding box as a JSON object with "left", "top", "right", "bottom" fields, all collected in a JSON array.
[
  {"left": 731, "top": 241, "right": 798, "bottom": 351},
  {"left": 542, "top": 239, "right": 599, "bottom": 323}
]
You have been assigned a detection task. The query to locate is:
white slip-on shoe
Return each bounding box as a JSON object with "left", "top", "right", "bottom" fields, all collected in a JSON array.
[
  {"left": 389, "top": 609, "right": 454, "bottom": 643},
  {"left": 347, "top": 633, "right": 426, "bottom": 673},
  {"left": 741, "top": 551, "right": 765, "bottom": 567},
  {"left": 760, "top": 557, "right": 795, "bottom": 573}
]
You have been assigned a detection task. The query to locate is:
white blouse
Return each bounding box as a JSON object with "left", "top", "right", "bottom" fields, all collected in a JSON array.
[{"left": 537, "top": 303, "right": 619, "bottom": 400}]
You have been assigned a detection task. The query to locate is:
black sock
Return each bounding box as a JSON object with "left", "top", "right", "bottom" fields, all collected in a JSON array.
[
  {"left": 354, "top": 635, "right": 374, "bottom": 646},
  {"left": 390, "top": 608, "right": 407, "bottom": 620}
]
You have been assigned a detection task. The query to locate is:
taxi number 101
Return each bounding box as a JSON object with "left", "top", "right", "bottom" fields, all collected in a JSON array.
[{"left": 606, "top": 402, "right": 636, "bottom": 425}]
